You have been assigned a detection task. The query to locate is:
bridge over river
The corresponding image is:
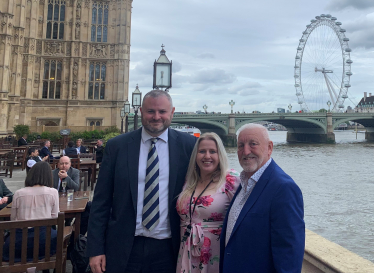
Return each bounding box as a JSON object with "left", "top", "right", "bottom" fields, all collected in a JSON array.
[{"left": 128, "top": 112, "right": 374, "bottom": 146}]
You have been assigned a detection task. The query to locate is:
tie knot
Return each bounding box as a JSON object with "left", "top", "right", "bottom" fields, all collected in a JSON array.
[{"left": 151, "top": 137, "right": 159, "bottom": 144}]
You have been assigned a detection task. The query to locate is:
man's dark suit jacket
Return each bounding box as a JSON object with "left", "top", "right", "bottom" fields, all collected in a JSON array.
[
  {"left": 39, "top": 146, "right": 53, "bottom": 159},
  {"left": 17, "top": 138, "right": 27, "bottom": 147},
  {"left": 75, "top": 145, "right": 87, "bottom": 154},
  {"left": 64, "top": 147, "right": 78, "bottom": 156},
  {"left": 94, "top": 145, "right": 104, "bottom": 163},
  {"left": 0, "top": 179, "right": 13, "bottom": 210},
  {"left": 219, "top": 160, "right": 305, "bottom": 273},
  {"left": 52, "top": 167, "right": 80, "bottom": 192},
  {"left": 86, "top": 128, "right": 196, "bottom": 272}
]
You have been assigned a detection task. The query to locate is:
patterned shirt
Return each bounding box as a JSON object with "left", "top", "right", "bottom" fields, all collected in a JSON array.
[{"left": 225, "top": 158, "right": 272, "bottom": 246}]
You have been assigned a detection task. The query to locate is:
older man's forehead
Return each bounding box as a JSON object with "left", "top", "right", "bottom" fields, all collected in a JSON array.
[{"left": 238, "top": 129, "right": 263, "bottom": 141}]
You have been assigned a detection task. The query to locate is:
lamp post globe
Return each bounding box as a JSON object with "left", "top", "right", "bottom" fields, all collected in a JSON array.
[
  {"left": 229, "top": 100, "right": 235, "bottom": 114},
  {"left": 132, "top": 85, "right": 142, "bottom": 130},
  {"left": 288, "top": 104, "right": 292, "bottom": 112},
  {"left": 203, "top": 104, "right": 208, "bottom": 114}
]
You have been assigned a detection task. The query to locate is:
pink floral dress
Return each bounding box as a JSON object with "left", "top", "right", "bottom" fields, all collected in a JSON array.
[{"left": 176, "top": 170, "right": 240, "bottom": 273}]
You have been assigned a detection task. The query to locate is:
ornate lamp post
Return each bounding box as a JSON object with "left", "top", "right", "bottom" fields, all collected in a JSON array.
[
  {"left": 288, "top": 104, "right": 292, "bottom": 112},
  {"left": 153, "top": 44, "right": 172, "bottom": 91},
  {"left": 124, "top": 100, "right": 130, "bottom": 133},
  {"left": 327, "top": 100, "right": 331, "bottom": 112},
  {"left": 132, "top": 85, "right": 142, "bottom": 130},
  {"left": 120, "top": 106, "right": 125, "bottom": 134},
  {"left": 203, "top": 104, "right": 208, "bottom": 114},
  {"left": 229, "top": 100, "right": 235, "bottom": 114}
]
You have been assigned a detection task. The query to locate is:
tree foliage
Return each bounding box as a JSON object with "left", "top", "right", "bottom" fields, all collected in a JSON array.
[{"left": 13, "top": 125, "right": 30, "bottom": 139}]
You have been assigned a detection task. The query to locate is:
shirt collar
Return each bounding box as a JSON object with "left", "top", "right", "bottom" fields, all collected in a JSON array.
[
  {"left": 240, "top": 158, "right": 272, "bottom": 190},
  {"left": 141, "top": 127, "right": 168, "bottom": 144}
]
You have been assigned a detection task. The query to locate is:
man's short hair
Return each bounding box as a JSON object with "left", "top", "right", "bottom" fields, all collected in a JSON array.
[
  {"left": 236, "top": 123, "right": 270, "bottom": 141},
  {"left": 68, "top": 141, "right": 74, "bottom": 147},
  {"left": 142, "top": 90, "right": 173, "bottom": 108},
  {"left": 44, "top": 140, "right": 50, "bottom": 145},
  {"left": 77, "top": 138, "right": 83, "bottom": 142}
]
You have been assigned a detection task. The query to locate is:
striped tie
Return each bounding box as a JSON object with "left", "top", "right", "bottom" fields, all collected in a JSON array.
[{"left": 142, "top": 137, "right": 160, "bottom": 231}]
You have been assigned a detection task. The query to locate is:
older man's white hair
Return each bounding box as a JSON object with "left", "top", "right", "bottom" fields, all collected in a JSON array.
[{"left": 236, "top": 123, "right": 270, "bottom": 141}]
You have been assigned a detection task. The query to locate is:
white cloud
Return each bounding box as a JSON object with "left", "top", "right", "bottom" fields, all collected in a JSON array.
[{"left": 326, "top": 0, "right": 374, "bottom": 11}]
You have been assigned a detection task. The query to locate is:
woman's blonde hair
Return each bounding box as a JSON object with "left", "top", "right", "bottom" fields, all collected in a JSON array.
[{"left": 178, "top": 132, "right": 228, "bottom": 203}]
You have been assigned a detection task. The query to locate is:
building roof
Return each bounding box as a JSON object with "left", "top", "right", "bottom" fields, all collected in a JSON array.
[{"left": 357, "top": 95, "right": 374, "bottom": 106}]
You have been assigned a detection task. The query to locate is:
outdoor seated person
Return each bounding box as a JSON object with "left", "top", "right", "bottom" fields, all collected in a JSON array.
[
  {"left": 17, "top": 134, "right": 28, "bottom": 146},
  {"left": 26, "top": 147, "right": 49, "bottom": 172},
  {"left": 52, "top": 156, "right": 91, "bottom": 235},
  {"left": 75, "top": 138, "right": 87, "bottom": 154},
  {"left": 94, "top": 139, "right": 104, "bottom": 163},
  {"left": 52, "top": 156, "right": 80, "bottom": 192},
  {"left": 3, "top": 161, "right": 59, "bottom": 262},
  {"left": 63, "top": 141, "right": 78, "bottom": 157},
  {"left": 0, "top": 179, "right": 13, "bottom": 210},
  {"left": 39, "top": 140, "right": 59, "bottom": 161}
]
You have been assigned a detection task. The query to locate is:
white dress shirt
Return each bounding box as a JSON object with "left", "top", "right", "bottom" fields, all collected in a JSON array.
[{"left": 135, "top": 128, "right": 171, "bottom": 239}]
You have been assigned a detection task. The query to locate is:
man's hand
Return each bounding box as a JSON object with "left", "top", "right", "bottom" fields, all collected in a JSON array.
[
  {"left": 58, "top": 170, "right": 68, "bottom": 180},
  {"left": 42, "top": 155, "right": 49, "bottom": 161},
  {"left": 0, "top": 197, "right": 8, "bottom": 205},
  {"left": 90, "top": 255, "right": 106, "bottom": 273}
]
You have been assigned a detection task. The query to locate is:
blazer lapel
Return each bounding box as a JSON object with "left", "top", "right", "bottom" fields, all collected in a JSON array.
[
  {"left": 128, "top": 129, "right": 142, "bottom": 212},
  {"left": 168, "top": 129, "right": 180, "bottom": 207},
  {"left": 229, "top": 161, "right": 275, "bottom": 242}
]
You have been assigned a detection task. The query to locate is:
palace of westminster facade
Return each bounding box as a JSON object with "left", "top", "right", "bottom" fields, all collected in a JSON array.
[{"left": 0, "top": 0, "right": 132, "bottom": 135}]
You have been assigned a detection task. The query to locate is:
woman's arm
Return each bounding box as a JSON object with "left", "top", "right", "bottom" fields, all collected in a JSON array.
[{"left": 51, "top": 188, "right": 59, "bottom": 218}]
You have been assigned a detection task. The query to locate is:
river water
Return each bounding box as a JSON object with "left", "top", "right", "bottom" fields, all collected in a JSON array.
[{"left": 225, "top": 130, "right": 374, "bottom": 262}]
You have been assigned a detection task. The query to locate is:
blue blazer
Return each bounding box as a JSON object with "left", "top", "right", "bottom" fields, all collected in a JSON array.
[
  {"left": 219, "top": 160, "right": 305, "bottom": 273},
  {"left": 86, "top": 128, "right": 197, "bottom": 272},
  {"left": 39, "top": 146, "right": 53, "bottom": 159}
]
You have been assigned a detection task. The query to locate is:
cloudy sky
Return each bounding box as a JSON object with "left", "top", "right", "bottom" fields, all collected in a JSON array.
[{"left": 129, "top": 0, "right": 374, "bottom": 114}]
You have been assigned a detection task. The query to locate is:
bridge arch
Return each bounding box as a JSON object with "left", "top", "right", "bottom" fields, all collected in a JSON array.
[{"left": 171, "top": 117, "right": 228, "bottom": 135}]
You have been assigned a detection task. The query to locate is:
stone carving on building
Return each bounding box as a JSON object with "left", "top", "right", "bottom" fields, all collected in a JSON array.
[
  {"left": 73, "top": 62, "right": 78, "bottom": 78},
  {"left": 85, "top": 0, "right": 90, "bottom": 8},
  {"left": 45, "top": 41, "right": 64, "bottom": 55},
  {"left": 66, "top": 42, "right": 71, "bottom": 56},
  {"left": 24, "top": 38, "right": 29, "bottom": 53},
  {"left": 110, "top": 45, "right": 115, "bottom": 58},
  {"left": 38, "top": 16, "right": 43, "bottom": 24},
  {"left": 90, "top": 44, "right": 107, "bottom": 58},
  {"left": 75, "top": 22, "right": 81, "bottom": 39},
  {"left": 82, "top": 43, "right": 87, "bottom": 56},
  {"left": 72, "top": 81, "right": 78, "bottom": 98},
  {"left": 36, "top": 40, "right": 42, "bottom": 54}
]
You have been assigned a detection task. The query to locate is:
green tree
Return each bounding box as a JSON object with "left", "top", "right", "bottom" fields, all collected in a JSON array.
[
  {"left": 318, "top": 108, "right": 327, "bottom": 113},
  {"left": 13, "top": 125, "right": 30, "bottom": 139}
]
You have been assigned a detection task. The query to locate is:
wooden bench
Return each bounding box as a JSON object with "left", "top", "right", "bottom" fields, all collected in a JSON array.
[{"left": 0, "top": 212, "right": 72, "bottom": 273}]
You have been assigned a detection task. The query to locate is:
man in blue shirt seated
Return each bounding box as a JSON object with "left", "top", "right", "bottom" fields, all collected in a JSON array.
[
  {"left": 63, "top": 141, "right": 78, "bottom": 157},
  {"left": 75, "top": 139, "right": 88, "bottom": 154}
]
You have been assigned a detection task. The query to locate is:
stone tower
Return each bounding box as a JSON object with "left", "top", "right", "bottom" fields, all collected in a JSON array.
[{"left": 0, "top": 0, "right": 132, "bottom": 135}]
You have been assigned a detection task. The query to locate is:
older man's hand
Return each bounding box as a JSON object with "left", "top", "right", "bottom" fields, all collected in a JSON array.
[
  {"left": 0, "top": 197, "right": 8, "bottom": 205},
  {"left": 58, "top": 170, "right": 68, "bottom": 180}
]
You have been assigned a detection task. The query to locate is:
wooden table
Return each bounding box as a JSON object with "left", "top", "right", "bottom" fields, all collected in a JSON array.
[
  {"left": 0, "top": 151, "right": 12, "bottom": 156},
  {"left": 0, "top": 191, "right": 90, "bottom": 243},
  {"left": 79, "top": 159, "right": 97, "bottom": 190}
]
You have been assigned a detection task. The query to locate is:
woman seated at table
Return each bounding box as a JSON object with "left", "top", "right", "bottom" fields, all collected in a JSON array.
[
  {"left": 3, "top": 161, "right": 59, "bottom": 262},
  {"left": 176, "top": 132, "right": 240, "bottom": 273}
]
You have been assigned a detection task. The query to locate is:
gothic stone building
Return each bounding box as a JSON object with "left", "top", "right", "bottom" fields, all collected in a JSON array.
[{"left": 0, "top": 0, "right": 131, "bottom": 135}]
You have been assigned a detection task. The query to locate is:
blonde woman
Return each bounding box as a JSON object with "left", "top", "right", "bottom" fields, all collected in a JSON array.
[{"left": 176, "top": 132, "right": 239, "bottom": 273}]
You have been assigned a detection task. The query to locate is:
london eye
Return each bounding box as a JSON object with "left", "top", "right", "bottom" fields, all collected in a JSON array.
[{"left": 294, "top": 14, "right": 352, "bottom": 112}]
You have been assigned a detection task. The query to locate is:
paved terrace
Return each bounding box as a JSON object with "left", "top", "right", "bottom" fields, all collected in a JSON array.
[{"left": 2, "top": 168, "right": 374, "bottom": 273}]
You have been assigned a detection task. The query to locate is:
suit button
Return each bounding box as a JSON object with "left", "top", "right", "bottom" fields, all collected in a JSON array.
[{"left": 227, "top": 253, "right": 231, "bottom": 255}]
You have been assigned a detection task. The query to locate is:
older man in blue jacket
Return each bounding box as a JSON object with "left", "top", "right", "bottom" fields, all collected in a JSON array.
[{"left": 220, "top": 123, "right": 305, "bottom": 273}]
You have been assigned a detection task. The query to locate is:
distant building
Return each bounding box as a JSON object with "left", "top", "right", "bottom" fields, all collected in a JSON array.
[
  {"left": 0, "top": 0, "right": 132, "bottom": 135},
  {"left": 277, "top": 108, "right": 285, "bottom": 113},
  {"left": 355, "top": 92, "right": 374, "bottom": 113}
]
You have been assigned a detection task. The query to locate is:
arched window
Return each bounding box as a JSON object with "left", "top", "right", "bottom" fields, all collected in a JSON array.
[
  {"left": 42, "top": 60, "right": 62, "bottom": 99},
  {"left": 88, "top": 62, "right": 106, "bottom": 100},
  {"left": 46, "top": 0, "right": 65, "bottom": 39},
  {"left": 91, "top": 1, "right": 109, "bottom": 42}
]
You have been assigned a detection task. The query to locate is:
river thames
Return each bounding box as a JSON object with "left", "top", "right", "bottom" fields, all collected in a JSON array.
[{"left": 225, "top": 130, "right": 374, "bottom": 262}]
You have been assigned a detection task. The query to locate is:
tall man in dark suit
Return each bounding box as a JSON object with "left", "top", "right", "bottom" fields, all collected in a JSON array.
[
  {"left": 220, "top": 123, "right": 305, "bottom": 273},
  {"left": 94, "top": 139, "right": 104, "bottom": 163},
  {"left": 87, "top": 90, "right": 197, "bottom": 273}
]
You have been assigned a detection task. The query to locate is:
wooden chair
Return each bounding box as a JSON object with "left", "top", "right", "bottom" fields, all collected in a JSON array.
[
  {"left": 0, "top": 152, "right": 15, "bottom": 178},
  {"left": 50, "top": 159, "right": 59, "bottom": 170},
  {"left": 79, "top": 171, "right": 88, "bottom": 191},
  {"left": 70, "top": 158, "right": 80, "bottom": 170},
  {"left": 0, "top": 212, "right": 72, "bottom": 273},
  {"left": 12, "top": 147, "right": 28, "bottom": 171},
  {"left": 79, "top": 153, "right": 96, "bottom": 160}
]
